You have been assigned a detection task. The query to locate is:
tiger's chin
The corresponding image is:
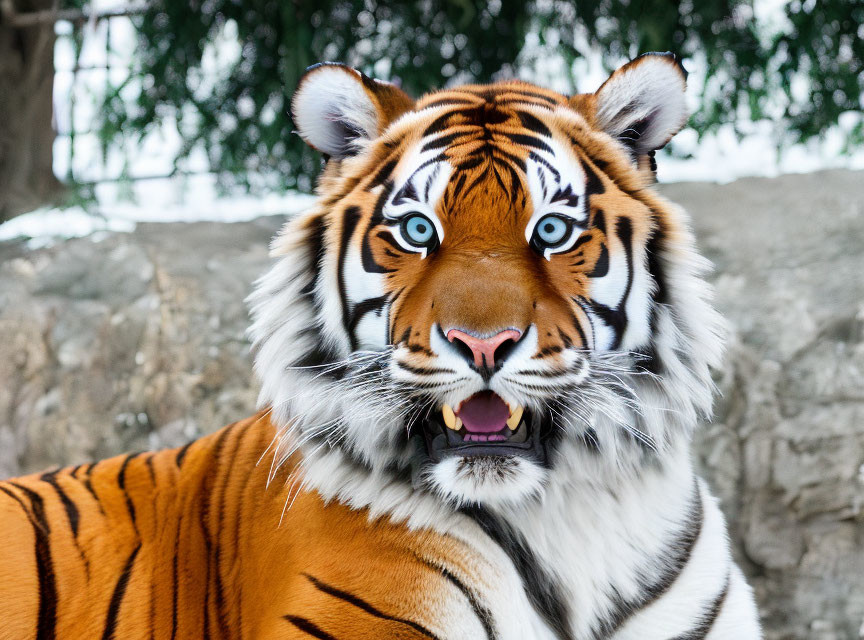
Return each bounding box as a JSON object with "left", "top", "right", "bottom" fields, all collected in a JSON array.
[
  {"left": 424, "top": 455, "right": 549, "bottom": 508},
  {"left": 418, "top": 390, "right": 553, "bottom": 507}
]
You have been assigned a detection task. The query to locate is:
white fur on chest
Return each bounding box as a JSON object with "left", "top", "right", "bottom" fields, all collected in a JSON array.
[{"left": 467, "top": 439, "right": 699, "bottom": 640}]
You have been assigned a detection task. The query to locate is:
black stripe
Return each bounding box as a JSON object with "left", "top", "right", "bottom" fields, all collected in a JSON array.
[
  {"left": 391, "top": 179, "right": 419, "bottom": 205},
  {"left": 81, "top": 470, "right": 106, "bottom": 515},
  {"left": 533, "top": 345, "right": 563, "bottom": 358},
  {"left": 527, "top": 150, "right": 561, "bottom": 181},
  {"left": 594, "top": 481, "right": 704, "bottom": 637},
  {"left": 361, "top": 224, "right": 399, "bottom": 273},
  {"left": 0, "top": 483, "right": 30, "bottom": 514},
  {"left": 571, "top": 296, "right": 597, "bottom": 349},
  {"left": 338, "top": 206, "right": 363, "bottom": 350},
  {"left": 582, "top": 160, "right": 606, "bottom": 198},
  {"left": 304, "top": 574, "right": 439, "bottom": 639},
  {"left": 395, "top": 360, "right": 455, "bottom": 376},
  {"left": 100, "top": 544, "right": 141, "bottom": 640},
  {"left": 589, "top": 216, "right": 633, "bottom": 350},
  {"left": 7, "top": 482, "right": 58, "bottom": 640},
  {"left": 490, "top": 147, "right": 527, "bottom": 172},
  {"left": 40, "top": 471, "right": 89, "bottom": 573},
  {"left": 549, "top": 183, "right": 581, "bottom": 209},
  {"left": 421, "top": 97, "right": 477, "bottom": 109},
  {"left": 571, "top": 308, "right": 589, "bottom": 348},
  {"left": 40, "top": 471, "right": 80, "bottom": 538},
  {"left": 670, "top": 572, "right": 730, "bottom": 640},
  {"left": 568, "top": 231, "right": 593, "bottom": 257},
  {"left": 422, "top": 111, "right": 459, "bottom": 137},
  {"left": 283, "top": 615, "right": 339, "bottom": 640},
  {"left": 368, "top": 157, "right": 399, "bottom": 189},
  {"left": 498, "top": 89, "right": 559, "bottom": 105},
  {"left": 640, "top": 211, "right": 670, "bottom": 374},
  {"left": 592, "top": 207, "right": 607, "bottom": 234},
  {"left": 461, "top": 505, "right": 572, "bottom": 640},
  {"left": 557, "top": 326, "right": 571, "bottom": 348},
  {"left": 538, "top": 162, "right": 549, "bottom": 198},
  {"left": 412, "top": 151, "right": 448, "bottom": 176},
  {"left": 422, "top": 131, "right": 464, "bottom": 152},
  {"left": 300, "top": 213, "right": 328, "bottom": 299},
  {"left": 418, "top": 557, "right": 496, "bottom": 640},
  {"left": 517, "top": 111, "right": 552, "bottom": 137},
  {"left": 582, "top": 427, "right": 601, "bottom": 452},
  {"left": 198, "top": 427, "right": 232, "bottom": 638},
  {"left": 348, "top": 294, "right": 390, "bottom": 334},
  {"left": 449, "top": 172, "right": 468, "bottom": 201},
  {"left": 292, "top": 214, "right": 341, "bottom": 375},
  {"left": 406, "top": 343, "right": 436, "bottom": 357},
  {"left": 145, "top": 454, "right": 156, "bottom": 484},
  {"left": 117, "top": 452, "right": 144, "bottom": 533},
  {"left": 175, "top": 442, "right": 192, "bottom": 468},
  {"left": 586, "top": 245, "right": 609, "bottom": 278},
  {"left": 460, "top": 165, "right": 495, "bottom": 199},
  {"left": 438, "top": 568, "right": 496, "bottom": 640},
  {"left": 291, "top": 334, "right": 342, "bottom": 372},
  {"left": 504, "top": 132, "right": 554, "bottom": 154}
]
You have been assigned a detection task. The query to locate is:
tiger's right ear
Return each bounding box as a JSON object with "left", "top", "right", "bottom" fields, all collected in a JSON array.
[{"left": 291, "top": 63, "right": 415, "bottom": 158}]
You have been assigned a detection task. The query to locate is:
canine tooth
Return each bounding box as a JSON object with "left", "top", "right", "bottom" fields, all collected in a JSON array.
[
  {"left": 455, "top": 417, "right": 462, "bottom": 429},
  {"left": 442, "top": 405, "right": 458, "bottom": 430},
  {"left": 506, "top": 405, "right": 524, "bottom": 430}
]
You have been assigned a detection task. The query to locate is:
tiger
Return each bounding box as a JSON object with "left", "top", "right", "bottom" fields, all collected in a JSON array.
[{"left": 0, "top": 52, "right": 762, "bottom": 639}]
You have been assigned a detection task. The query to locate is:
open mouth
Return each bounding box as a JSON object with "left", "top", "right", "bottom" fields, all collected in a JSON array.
[{"left": 423, "top": 391, "right": 547, "bottom": 463}]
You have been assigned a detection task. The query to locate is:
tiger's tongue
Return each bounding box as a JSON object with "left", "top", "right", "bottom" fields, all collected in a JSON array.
[{"left": 457, "top": 392, "right": 510, "bottom": 433}]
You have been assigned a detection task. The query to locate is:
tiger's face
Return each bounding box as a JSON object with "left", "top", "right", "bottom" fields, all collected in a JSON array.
[{"left": 250, "top": 54, "right": 723, "bottom": 508}]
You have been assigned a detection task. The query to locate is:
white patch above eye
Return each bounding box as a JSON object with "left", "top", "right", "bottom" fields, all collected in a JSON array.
[
  {"left": 381, "top": 152, "right": 452, "bottom": 257},
  {"left": 523, "top": 144, "right": 588, "bottom": 259}
]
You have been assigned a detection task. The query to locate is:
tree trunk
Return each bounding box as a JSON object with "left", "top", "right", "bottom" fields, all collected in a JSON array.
[{"left": 0, "top": 0, "right": 63, "bottom": 223}]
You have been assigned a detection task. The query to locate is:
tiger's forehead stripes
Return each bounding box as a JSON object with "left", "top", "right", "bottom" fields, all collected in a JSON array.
[
  {"left": 368, "top": 99, "right": 576, "bottom": 221},
  {"left": 415, "top": 82, "right": 567, "bottom": 111}
]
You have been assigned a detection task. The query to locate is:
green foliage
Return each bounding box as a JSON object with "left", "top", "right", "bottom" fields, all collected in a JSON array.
[
  {"left": 91, "top": 0, "right": 862, "bottom": 191},
  {"left": 772, "top": 0, "right": 864, "bottom": 147}
]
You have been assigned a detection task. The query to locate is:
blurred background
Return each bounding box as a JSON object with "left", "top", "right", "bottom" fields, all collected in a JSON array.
[{"left": 0, "top": 1, "right": 862, "bottom": 638}]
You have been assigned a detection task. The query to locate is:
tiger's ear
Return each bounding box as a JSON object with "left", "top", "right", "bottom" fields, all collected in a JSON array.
[
  {"left": 580, "top": 52, "right": 689, "bottom": 158},
  {"left": 291, "top": 62, "right": 414, "bottom": 158}
]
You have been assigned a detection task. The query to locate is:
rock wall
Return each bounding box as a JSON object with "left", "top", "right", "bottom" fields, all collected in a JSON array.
[{"left": 1, "top": 170, "right": 863, "bottom": 638}]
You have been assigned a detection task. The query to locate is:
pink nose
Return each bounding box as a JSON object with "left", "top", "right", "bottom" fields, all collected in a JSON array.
[{"left": 446, "top": 329, "right": 522, "bottom": 368}]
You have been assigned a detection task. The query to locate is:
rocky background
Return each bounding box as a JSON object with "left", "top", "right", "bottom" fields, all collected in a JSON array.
[{"left": 1, "top": 170, "right": 862, "bottom": 638}]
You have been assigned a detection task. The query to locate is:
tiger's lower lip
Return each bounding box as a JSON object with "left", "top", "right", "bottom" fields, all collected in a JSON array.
[
  {"left": 443, "top": 417, "right": 530, "bottom": 446},
  {"left": 464, "top": 434, "right": 507, "bottom": 442}
]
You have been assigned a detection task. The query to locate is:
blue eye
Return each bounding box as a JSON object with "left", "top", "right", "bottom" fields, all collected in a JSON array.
[
  {"left": 401, "top": 214, "right": 438, "bottom": 248},
  {"left": 532, "top": 215, "right": 572, "bottom": 249}
]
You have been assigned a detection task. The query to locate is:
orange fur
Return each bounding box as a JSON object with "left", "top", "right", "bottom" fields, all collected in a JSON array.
[{"left": 0, "top": 413, "right": 495, "bottom": 639}]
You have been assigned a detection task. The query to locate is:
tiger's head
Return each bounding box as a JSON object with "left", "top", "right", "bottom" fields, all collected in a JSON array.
[{"left": 249, "top": 53, "right": 724, "bottom": 510}]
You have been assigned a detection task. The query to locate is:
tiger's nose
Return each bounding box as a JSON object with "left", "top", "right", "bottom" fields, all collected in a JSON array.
[{"left": 446, "top": 328, "right": 522, "bottom": 369}]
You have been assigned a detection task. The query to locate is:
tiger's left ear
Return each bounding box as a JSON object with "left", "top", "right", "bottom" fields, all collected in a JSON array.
[
  {"left": 577, "top": 52, "right": 688, "bottom": 162},
  {"left": 291, "top": 62, "right": 415, "bottom": 159}
]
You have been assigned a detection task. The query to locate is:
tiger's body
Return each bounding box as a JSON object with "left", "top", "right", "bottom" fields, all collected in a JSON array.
[
  {"left": 1, "top": 53, "right": 762, "bottom": 638},
  {"left": 0, "top": 413, "right": 755, "bottom": 639},
  {"left": 0, "top": 413, "right": 500, "bottom": 639}
]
